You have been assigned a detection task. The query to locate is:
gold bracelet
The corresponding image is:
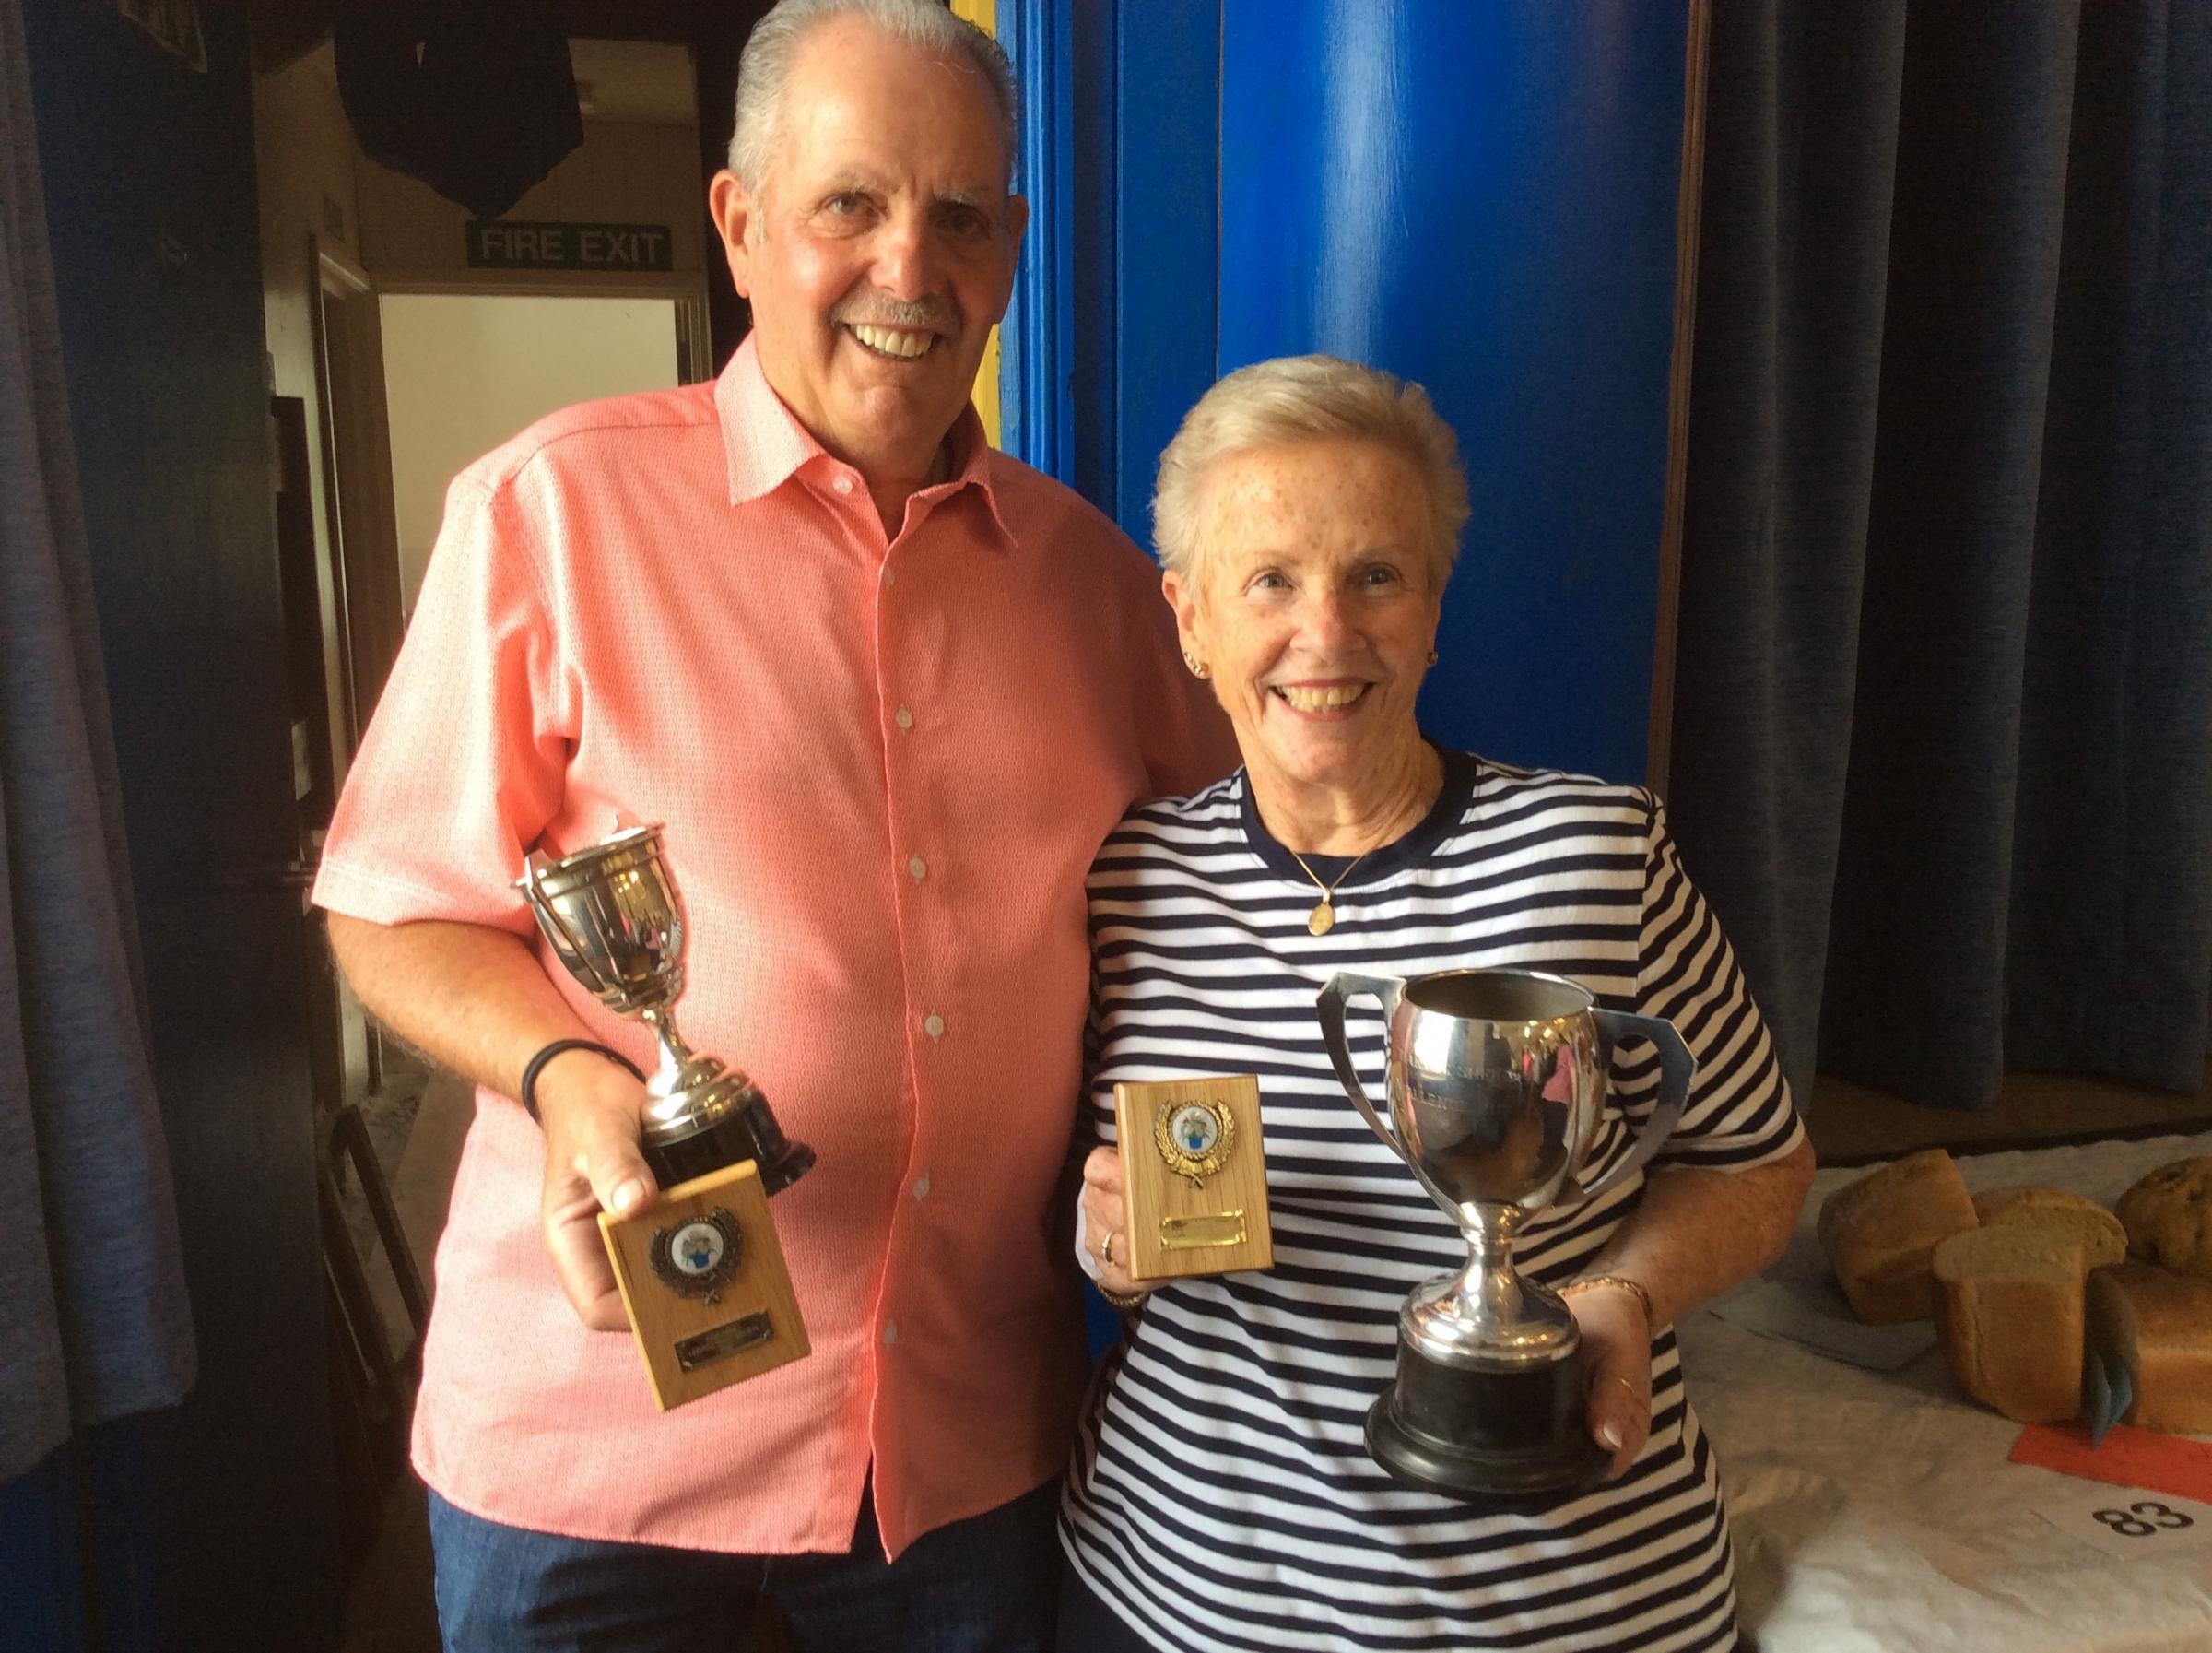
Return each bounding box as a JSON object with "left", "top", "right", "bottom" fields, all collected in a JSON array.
[
  {"left": 1560, "top": 1274, "right": 1656, "bottom": 1330},
  {"left": 1094, "top": 1282, "right": 1149, "bottom": 1313}
]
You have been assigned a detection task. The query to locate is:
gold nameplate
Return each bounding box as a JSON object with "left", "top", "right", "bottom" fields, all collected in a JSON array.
[
  {"left": 599, "top": 1158, "right": 809, "bottom": 1411},
  {"left": 1113, "top": 1076, "right": 1274, "bottom": 1282},
  {"left": 1162, "top": 1211, "right": 1248, "bottom": 1250}
]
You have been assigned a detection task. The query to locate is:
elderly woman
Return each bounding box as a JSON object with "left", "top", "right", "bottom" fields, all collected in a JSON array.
[{"left": 1059, "top": 355, "right": 1815, "bottom": 1653}]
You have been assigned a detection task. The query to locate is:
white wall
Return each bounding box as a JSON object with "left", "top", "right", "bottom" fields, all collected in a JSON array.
[{"left": 380, "top": 293, "right": 679, "bottom": 614}]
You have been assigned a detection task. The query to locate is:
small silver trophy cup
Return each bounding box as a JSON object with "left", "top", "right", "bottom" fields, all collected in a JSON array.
[
  {"left": 1317, "top": 967, "right": 1692, "bottom": 1501},
  {"left": 517, "top": 824, "right": 815, "bottom": 1194}
]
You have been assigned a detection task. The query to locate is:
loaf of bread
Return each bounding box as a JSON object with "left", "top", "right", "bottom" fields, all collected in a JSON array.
[
  {"left": 1932, "top": 1226, "right": 2088, "bottom": 1423},
  {"left": 1818, "top": 1149, "right": 1979, "bottom": 1323},
  {"left": 1971, "top": 1186, "right": 2127, "bottom": 1269},
  {"left": 2086, "top": 1262, "right": 2212, "bottom": 1435},
  {"left": 2114, "top": 1157, "right": 2212, "bottom": 1279}
]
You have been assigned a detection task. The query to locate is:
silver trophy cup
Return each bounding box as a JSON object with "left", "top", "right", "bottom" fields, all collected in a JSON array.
[
  {"left": 1317, "top": 967, "right": 1692, "bottom": 1500},
  {"left": 517, "top": 824, "right": 814, "bottom": 1194}
]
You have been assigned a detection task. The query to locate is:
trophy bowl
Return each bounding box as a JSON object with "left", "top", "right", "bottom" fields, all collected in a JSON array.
[
  {"left": 519, "top": 825, "right": 815, "bottom": 1194},
  {"left": 1317, "top": 967, "right": 1693, "bottom": 1502}
]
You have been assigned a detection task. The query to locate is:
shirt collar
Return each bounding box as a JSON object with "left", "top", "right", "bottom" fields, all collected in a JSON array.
[{"left": 714, "top": 333, "right": 1014, "bottom": 546}]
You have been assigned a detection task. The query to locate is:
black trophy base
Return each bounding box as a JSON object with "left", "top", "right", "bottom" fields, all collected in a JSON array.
[
  {"left": 1365, "top": 1337, "right": 1611, "bottom": 1507},
  {"left": 644, "top": 1099, "right": 816, "bottom": 1196}
]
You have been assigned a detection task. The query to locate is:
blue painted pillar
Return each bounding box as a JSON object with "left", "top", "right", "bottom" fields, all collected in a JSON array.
[{"left": 1216, "top": 2, "right": 1688, "bottom": 780}]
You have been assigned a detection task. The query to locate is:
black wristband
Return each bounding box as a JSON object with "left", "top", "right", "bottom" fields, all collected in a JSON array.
[{"left": 518, "top": 1039, "right": 644, "bottom": 1122}]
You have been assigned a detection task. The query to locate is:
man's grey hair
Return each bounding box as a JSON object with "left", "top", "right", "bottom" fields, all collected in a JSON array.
[
  {"left": 729, "top": 0, "right": 1020, "bottom": 194},
  {"left": 1153, "top": 355, "right": 1472, "bottom": 586}
]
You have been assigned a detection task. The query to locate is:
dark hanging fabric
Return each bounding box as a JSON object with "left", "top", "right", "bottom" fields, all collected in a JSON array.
[
  {"left": 1670, "top": 0, "right": 2212, "bottom": 1113},
  {"left": 0, "top": 0, "right": 194, "bottom": 1482},
  {"left": 333, "top": 0, "right": 582, "bottom": 222}
]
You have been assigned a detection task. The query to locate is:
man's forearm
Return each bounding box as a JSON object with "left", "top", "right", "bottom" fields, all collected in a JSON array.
[
  {"left": 324, "top": 912, "right": 596, "bottom": 1100},
  {"left": 1581, "top": 1139, "right": 1817, "bottom": 1328}
]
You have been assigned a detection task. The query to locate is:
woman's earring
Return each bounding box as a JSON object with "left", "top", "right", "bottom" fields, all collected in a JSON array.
[
  {"left": 1426, "top": 649, "right": 1439, "bottom": 667},
  {"left": 1184, "top": 654, "right": 1210, "bottom": 679}
]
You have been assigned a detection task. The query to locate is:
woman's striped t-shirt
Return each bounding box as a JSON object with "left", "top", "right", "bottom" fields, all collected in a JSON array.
[{"left": 1059, "top": 751, "right": 1804, "bottom": 1653}]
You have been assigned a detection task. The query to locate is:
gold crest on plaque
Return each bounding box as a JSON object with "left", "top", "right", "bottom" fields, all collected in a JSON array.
[
  {"left": 1155, "top": 1098, "right": 1236, "bottom": 1186},
  {"left": 1113, "top": 1076, "right": 1274, "bottom": 1282}
]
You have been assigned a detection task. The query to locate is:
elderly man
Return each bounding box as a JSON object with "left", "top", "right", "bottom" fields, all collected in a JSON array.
[{"left": 316, "top": 1, "right": 1229, "bottom": 1647}]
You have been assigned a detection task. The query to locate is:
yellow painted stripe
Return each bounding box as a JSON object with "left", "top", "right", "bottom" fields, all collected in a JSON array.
[{"left": 950, "top": 0, "right": 1002, "bottom": 448}]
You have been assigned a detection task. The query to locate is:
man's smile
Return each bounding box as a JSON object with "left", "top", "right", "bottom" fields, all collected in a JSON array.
[{"left": 845, "top": 321, "right": 939, "bottom": 360}]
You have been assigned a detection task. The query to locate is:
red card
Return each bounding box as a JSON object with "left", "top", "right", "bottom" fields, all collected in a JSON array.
[{"left": 2011, "top": 1421, "right": 2212, "bottom": 1508}]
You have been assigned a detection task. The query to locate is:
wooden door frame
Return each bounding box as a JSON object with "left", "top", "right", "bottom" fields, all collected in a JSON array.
[{"left": 312, "top": 237, "right": 406, "bottom": 745}]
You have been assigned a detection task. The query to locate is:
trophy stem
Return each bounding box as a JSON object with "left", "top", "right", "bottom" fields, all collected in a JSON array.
[
  {"left": 639, "top": 1006, "right": 714, "bottom": 1098},
  {"left": 1451, "top": 1215, "right": 1527, "bottom": 1335}
]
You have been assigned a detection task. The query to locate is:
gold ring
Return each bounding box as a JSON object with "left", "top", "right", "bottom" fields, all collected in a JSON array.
[
  {"left": 1101, "top": 1231, "right": 1117, "bottom": 1269},
  {"left": 1604, "top": 1374, "right": 1640, "bottom": 1396}
]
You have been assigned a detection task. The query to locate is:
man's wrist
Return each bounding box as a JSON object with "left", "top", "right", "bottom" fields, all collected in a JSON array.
[{"left": 517, "top": 1038, "right": 642, "bottom": 1121}]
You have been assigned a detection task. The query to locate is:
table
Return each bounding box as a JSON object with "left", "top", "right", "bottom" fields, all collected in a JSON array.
[{"left": 1678, "top": 1128, "right": 2212, "bottom": 1653}]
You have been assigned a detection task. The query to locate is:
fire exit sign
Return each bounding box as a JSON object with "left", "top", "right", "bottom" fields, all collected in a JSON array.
[{"left": 466, "top": 220, "right": 675, "bottom": 273}]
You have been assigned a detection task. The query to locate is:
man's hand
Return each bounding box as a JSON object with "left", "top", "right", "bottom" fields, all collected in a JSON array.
[
  {"left": 533, "top": 1047, "right": 659, "bottom": 1331},
  {"left": 322, "top": 915, "right": 668, "bottom": 1335},
  {"left": 1569, "top": 1282, "right": 1653, "bottom": 1478},
  {"left": 1079, "top": 1145, "right": 1147, "bottom": 1300}
]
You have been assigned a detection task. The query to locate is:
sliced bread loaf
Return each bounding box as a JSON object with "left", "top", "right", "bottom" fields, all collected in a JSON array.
[
  {"left": 2086, "top": 1262, "right": 2212, "bottom": 1435},
  {"left": 1818, "top": 1148, "right": 1979, "bottom": 1324},
  {"left": 1971, "top": 1186, "right": 2127, "bottom": 1269},
  {"left": 1932, "top": 1226, "right": 2088, "bottom": 1424}
]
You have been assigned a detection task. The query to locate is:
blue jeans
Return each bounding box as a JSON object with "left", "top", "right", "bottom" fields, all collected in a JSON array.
[{"left": 429, "top": 1478, "right": 1060, "bottom": 1652}]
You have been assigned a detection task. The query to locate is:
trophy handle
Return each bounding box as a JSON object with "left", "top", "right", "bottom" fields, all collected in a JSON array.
[
  {"left": 1570, "top": 1010, "right": 1695, "bottom": 1201},
  {"left": 1317, "top": 972, "right": 1412, "bottom": 1164}
]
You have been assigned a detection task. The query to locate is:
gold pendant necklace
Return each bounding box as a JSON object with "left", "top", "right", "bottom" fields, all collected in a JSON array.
[{"left": 1288, "top": 847, "right": 1370, "bottom": 936}]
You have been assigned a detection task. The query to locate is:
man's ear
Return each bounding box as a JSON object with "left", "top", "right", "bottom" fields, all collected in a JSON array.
[{"left": 708, "top": 170, "right": 757, "bottom": 298}]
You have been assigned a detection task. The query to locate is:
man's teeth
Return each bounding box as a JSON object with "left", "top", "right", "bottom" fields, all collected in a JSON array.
[
  {"left": 850, "top": 324, "right": 932, "bottom": 359},
  {"left": 1276, "top": 684, "right": 1367, "bottom": 712}
]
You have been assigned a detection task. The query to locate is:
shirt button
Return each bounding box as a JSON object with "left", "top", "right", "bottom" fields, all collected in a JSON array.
[
  {"left": 881, "top": 565, "right": 895, "bottom": 586},
  {"left": 832, "top": 474, "right": 854, "bottom": 496},
  {"left": 924, "top": 1012, "right": 945, "bottom": 1040},
  {"left": 894, "top": 708, "right": 914, "bottom": 731},
  {"left": 913, "top": 1174, "right": 931, "bottom": 1200},
  {"left": 908, "top": 855, "right": 927, "bottom": 881},
  {"left": 881, "top": 1321, "right": 898, "bottom": 1349}
]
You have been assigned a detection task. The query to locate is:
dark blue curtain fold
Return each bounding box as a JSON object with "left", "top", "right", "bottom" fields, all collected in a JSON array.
[
  {"left": 0, "top": 0, "right": 194, "bottom": 1484},
  {"left": 1670, "top": 0, "right": 2212, "bottom": 1113}
]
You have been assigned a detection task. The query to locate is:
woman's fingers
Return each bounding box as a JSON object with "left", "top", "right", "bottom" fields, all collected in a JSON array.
[
  {"left": 1079, "top": 1146, "right": 1140, "bottom": 1293},
  {"left": 1083, "top": 1144, "right": 1124, "bottom": 1195},
  {"left": 1568, "top": 1289, "right": 1653, "bottom": 1478}
]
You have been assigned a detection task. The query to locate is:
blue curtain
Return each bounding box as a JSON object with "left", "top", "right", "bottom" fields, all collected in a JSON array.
[
  {"left": 0, "top": 0, "right": 193, "bottom": 1484},
  {"left": 1669, "top": 1, "right": 2212, "bottom": 1112}
]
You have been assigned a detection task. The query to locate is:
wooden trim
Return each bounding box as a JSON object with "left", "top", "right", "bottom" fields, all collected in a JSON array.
[{"left": 1645, "top": 0, "right": 1712, "bottom": 794}]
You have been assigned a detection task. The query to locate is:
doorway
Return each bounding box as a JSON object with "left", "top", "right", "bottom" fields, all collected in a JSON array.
[{"left": 378, "top": 291, "right": 688, "bottom": 618}]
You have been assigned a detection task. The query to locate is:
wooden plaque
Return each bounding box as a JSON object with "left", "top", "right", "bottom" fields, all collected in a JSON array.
[
  {"left": 1112, "top": 1075, "right": 1274, "bottom": 1282},
  {"left": 597, "top": 1158, "right": 809, "bottom": 1411}
]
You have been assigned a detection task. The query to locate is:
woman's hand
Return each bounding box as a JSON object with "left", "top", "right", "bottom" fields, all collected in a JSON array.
[
  {"left": 1568, "top": 1282, "right": 1653, "bottom": 1479},
  {"left": 1079, "top": 1145, "right": 1147, "bottom": 1301}
]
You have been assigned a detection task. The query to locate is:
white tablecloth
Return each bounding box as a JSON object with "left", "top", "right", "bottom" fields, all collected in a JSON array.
[{"left": 1678, "top": 1128, "right": 2212, "bottom": 1653}]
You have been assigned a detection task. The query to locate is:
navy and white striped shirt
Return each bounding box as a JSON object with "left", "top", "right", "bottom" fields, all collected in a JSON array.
[{"left": 1060, "top": 751, "right": 1803, "bottom": 1653}]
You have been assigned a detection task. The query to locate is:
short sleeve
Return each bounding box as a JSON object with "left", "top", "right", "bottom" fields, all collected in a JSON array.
[
  {"left": 1613, "top": 794, "right": 1806, "bottom": 1169},
  {"left": 311, "top": 473, "right": 574, "bottom": 934}
]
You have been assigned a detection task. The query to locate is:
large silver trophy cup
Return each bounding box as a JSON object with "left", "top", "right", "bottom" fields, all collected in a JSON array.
[
  {"left": 1317, "top": 968, "right": 1691, "bottom": 1501},
  {"left": 518, "top": 824, "right": 814, "bottom": 1194}
]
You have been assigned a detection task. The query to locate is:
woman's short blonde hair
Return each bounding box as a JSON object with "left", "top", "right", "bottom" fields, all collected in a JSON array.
[{"left": 1152, "top": 354, "right": 1471, "bottom": 585}]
